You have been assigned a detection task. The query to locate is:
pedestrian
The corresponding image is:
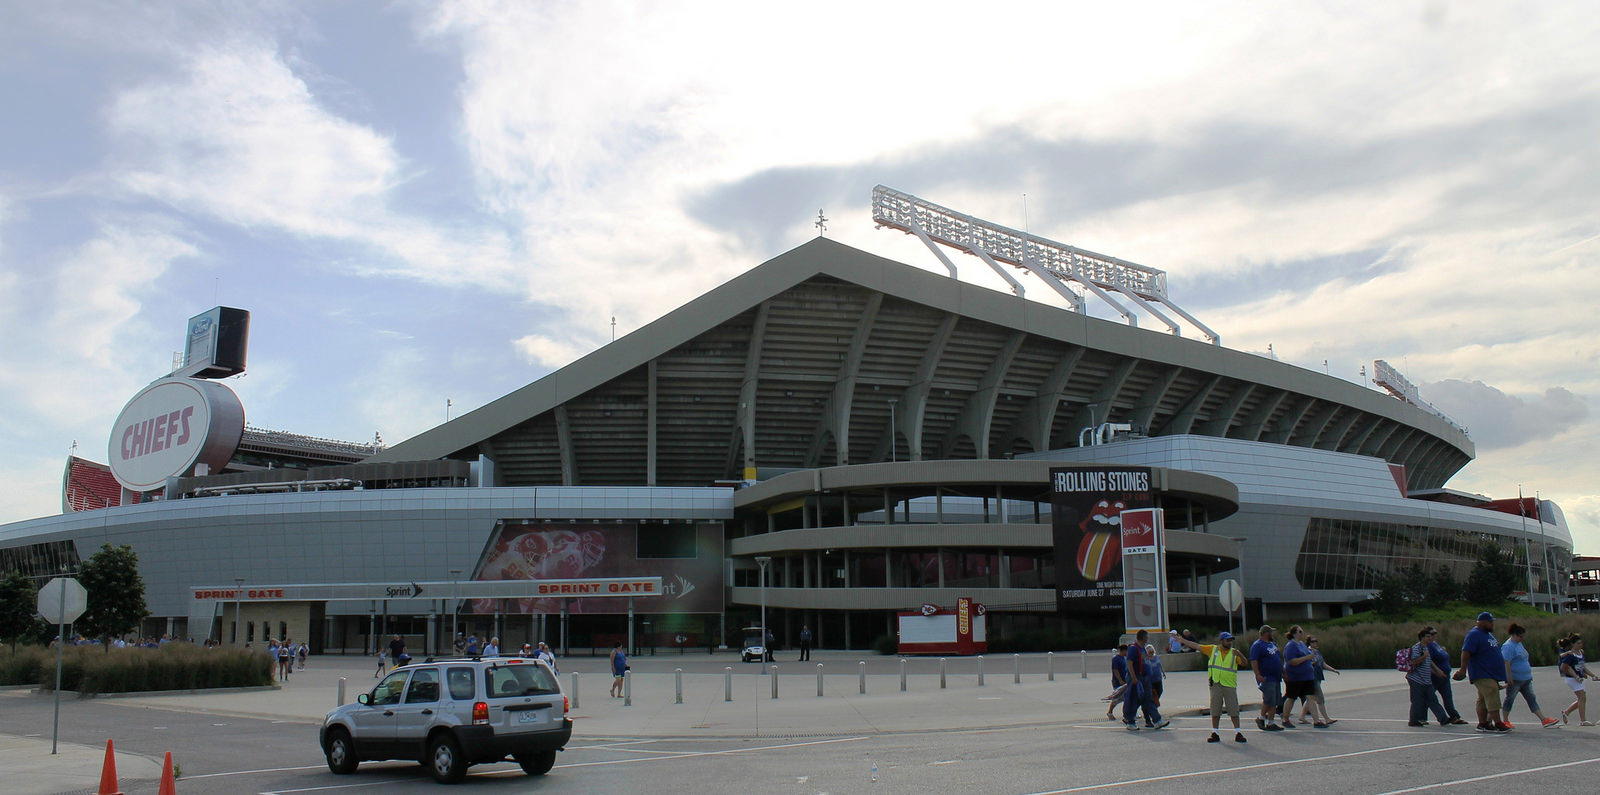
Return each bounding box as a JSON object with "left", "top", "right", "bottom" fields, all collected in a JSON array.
[
  {"left": 1406, "top": 627, "right": 1450, "bottom": 726},
  {"left": 521, "top": 643, "right": 535, "bottom": 658},
  {"left": 764, "top": 630, "right": 776, "bottom": 663},
  {"left": 1558, "top": 634, "right": 1600, "bottom": 725},
  {"left": 1501, "top": 623, "right": 1560, "bottom": 728},
  {"left": 1250, "top": 625, "right": 1287, "bottom": 731},
  {"left": 297, "top": 641, "right": 308, "bottom": 670},
  {"left": 1106, "top": 644, "right": 1129, "bottom": 720},
  {"left": 453, "top": 632, "right": 466, "bottom": 655},
  {"left": 1145, "top": 643, "right": 1171, "bottom": 710},
  {"left": 609, "top": 641, "right": 628, "bottom": 697},
  {"left": 1282, "top": 626, "right": 1326, "bottom": 728},
  {"left": 484, "top": 636, "right": 501, "bottom": 657},
  {"left": 388, "top": 634, "right": 406, "bottom": 668},
  {"left": 1455, "top": 611, "right": 1511, "bottom": 732},
  {"left": 1122, "top": 630, "right": 1169, "bottom": 731},
  {"left": 798, "top": 625, "right": 812, "bottom": 661},
  {"left": 536, "top": 641, "right": 559, "bottom": 674},
  {"left": 1425, "top": 627, "right": 1468, "bottom": 725},
  {"left": 1297, "top": 635, "right": 1339, "bottom": 725},
  {"left": 466, "top": 634, "right": 481, "bottom": 656},
  {"left": 1174, "top": 630, "right": 1249, "bottom": 743},
  {"left": 1168, "top": 630, "right": 1184, "bottom": 655},
  {"left": 276, "top": 639, "right": 293, "bottom": 681},
  {"left": 375, "top": 647, "right": 388, "bottom": 678}
]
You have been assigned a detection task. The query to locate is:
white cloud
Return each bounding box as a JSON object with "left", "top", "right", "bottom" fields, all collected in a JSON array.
[{"left": 512, "top": 334, "right": 589, "bottom": 370}]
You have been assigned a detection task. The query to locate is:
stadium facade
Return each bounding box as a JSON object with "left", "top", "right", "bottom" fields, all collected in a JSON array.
[{"left": 0, "top": 231, "right": 1572, "bottom": 654}]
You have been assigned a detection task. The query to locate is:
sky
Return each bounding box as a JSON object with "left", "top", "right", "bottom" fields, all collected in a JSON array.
[{"left": 0, "top": 2, "right": 1595, "bottom": 549}]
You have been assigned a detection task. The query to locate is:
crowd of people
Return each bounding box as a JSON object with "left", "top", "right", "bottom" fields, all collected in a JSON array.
[{"left": 1112, "top": 609, "right": 1596, "bottom": 742}]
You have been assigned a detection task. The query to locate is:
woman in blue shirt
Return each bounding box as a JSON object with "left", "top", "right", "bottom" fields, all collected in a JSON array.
[{"left": 1501, "top": 623, "right": 1558, "bottom": 728}]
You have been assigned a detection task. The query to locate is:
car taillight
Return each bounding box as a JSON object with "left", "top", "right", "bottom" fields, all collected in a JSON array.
[
  {"left": 472, "top": 701, "right": 489, "bottom": 725},
  {"left": 563, "top": 695, "right": 569, "bottom": 715}
]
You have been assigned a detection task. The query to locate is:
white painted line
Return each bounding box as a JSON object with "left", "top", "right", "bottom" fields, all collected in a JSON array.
[
  {"left": 475, "top": 735, "right": 872, "bottom": 774},
  {"left": 1018, "top": 736, "right": 1482, "bottom": 794},
  {"left": 1374, "top": 756, "right": 1600, "bottom": 794},
  {"left": 186, "top": 763, "right": 326, "bottom": 780}
]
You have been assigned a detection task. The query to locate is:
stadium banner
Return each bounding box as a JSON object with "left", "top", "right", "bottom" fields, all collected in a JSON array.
[
  {"left": 1050, "top": 467, "right": 1154, "bottom": 613},
  {"left": 468, "top": 521, "right": 723, "bottom": 615}
]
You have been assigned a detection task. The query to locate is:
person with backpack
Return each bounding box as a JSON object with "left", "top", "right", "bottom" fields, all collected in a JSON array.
[{"left": 1405, "top": 627, "right": 1451, "bottom": 726}]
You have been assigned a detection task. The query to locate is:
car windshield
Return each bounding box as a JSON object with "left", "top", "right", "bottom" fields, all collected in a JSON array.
[{"left": 485, "top": 662, "right": 560, "bottom": 698}]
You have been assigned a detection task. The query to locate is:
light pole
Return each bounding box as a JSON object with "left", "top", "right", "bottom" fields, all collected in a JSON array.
[
  {"left": 756, "top": 556, "right": 772, "bottom": 669},
  {"left": 886, "top": 398, "right": 899, "bottom": 463},
  {"left": 233, "top": 577, "right": 244, "bottom": 646},
  {"left": 450, "top": 569, "right": 463, "bottom": 642}
]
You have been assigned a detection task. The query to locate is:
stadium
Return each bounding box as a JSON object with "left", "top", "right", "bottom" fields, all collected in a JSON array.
[{"left": 0, "top": 188, "right": 1572, "bottom": 656}]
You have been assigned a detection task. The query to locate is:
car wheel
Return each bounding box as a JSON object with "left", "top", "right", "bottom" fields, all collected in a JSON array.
[
  {"left": 428, "top": 733, "right": 468, "bottom": 784},
  {"left": 516, "top": 749, "right": 557, "bottom": 776},
  {"left": 324, "top": 728, "right": 359, "bottom": 775}
]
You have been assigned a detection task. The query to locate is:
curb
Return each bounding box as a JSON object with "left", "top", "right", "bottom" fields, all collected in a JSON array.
[{"left": 32, "top": 685, "right": 280, "bottom": 699}]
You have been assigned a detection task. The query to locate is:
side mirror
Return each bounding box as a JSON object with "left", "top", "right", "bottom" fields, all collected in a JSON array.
[{"left": 357, "top": 693, "right": 371, "bottom": 706}]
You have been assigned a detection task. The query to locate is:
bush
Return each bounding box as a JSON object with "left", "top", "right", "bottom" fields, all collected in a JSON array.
[
  {"left": 1307, "top": 612, "right": 1600, "bottom": 670},
  {"left": 2, "top": 643, "right": 273, "bottom": 694}
]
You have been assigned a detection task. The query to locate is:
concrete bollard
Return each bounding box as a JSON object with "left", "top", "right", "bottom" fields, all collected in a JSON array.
[
  {"left": 859, "top": 661, "right": 866, "bottom": 695},
  {"left": 337, "top": 677, "right": 346, "bottom": 706},
  {"left": 770, "top": 665, "right": 779, "bottom": 699},
  {"left": 1014, "top": 653, "right": 1021, "bottom": 684},
  {"left": 725, "top": 667, "right": 732, "bottom": 702},
  {"left": 940, "top": 657, "right": 947, "bottom": 689},
  {"left": 1080, "top": 649, "right": 1087, "bottom": 679},
  {"left": 899, "top": 658, "right": 907, "bottom": 692},
  {"left": 978, "top": 655, "right": 985, "bottom": 686},
  {"left": 675, "top": 668, "right": 683, "bottom": 704},
  {"left": 571, "top": 672, "right": 580, "bottom": 709},
  {"left": 624, "top": 670, "right": 632, "bottom": 707},
  {"left": 1048, "top": 651, "right": 1055, "bottom": 681},
  {"left": 817, "top": 663, "right": 824, "bottom": 697}
]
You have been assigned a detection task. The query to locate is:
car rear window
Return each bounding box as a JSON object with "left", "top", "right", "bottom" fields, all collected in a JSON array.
[{"left": 486, "top": 662, "right": 560, "bottom": 698}]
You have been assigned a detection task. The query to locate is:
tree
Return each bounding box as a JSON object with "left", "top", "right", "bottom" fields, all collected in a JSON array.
[
  {"left": 0, "top": 569, "right": 42, "bottom": 651},
  {"left": 1464, "top": 542, "right": 1519, "bottom": 606},
  {"left": 76, "top": 544, "right": 149, "bottom": 647},
  {"left": 1426, "top": 564, "right": 1465, "bottom": 604}
]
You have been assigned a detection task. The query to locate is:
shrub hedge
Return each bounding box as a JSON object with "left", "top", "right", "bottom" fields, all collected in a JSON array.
[{"left": 0, "top": 644, "right": 273, "bottom": 694}]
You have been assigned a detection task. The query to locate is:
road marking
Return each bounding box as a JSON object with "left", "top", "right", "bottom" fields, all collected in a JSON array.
[
  {"left": 1018, "top": 736, "right": 1481, "bottom": 794},
  {"left": 187, "top": 763, "right": 327, "bottom": 781},
  {"left": 476, "top": 736, "right": 872, "bottom": 774},
  {"left": 1373, "top": 756, "right": 1600, "bottom": 793}
]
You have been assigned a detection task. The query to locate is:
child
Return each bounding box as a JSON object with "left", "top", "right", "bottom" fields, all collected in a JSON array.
[{"left": 375, "top": 647, "right": 389, "bottom": 678}]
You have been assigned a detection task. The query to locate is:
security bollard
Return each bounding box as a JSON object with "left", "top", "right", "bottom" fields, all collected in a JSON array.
[
  {"left": 859, "top": 661, "right": 866, "bottom": 695},
  {"left": 1014, "top": 653, "right": 1021, "bottom": 684},
  {"left": 770, "top": 665, "right": 779, "bottom": 699},
  {"left": 624, "top": 670, "right": 632, "bottom": 707},
  {"left": 899, "top": 658, "right": 907, "bottom": 692},
  {"left": 725, "top": 667, "right": 732, "bottom": 702},
  {"left": 1080, "top": 649, "right": 1087, "bottom": 679},
  {"left": 675, "top": 668, "right": 683, "bottom": 704},
  {"left": 978, "top": 655, "right": 985, "bottom": 686},
  {"left": 572, "top": 672, "right": 580, "bottom": 709},
  {"left": 1048, "top": 651, "right": 1055, "bottom": 681},
  {"left": 337, "top": 677, "right": 346, "bottom": 706},
  {"left": 940, "top": 658, "right": 947, "bottom": 689},
  {"left": 817, "top": 663, "right": 825, "bottom": 697}
]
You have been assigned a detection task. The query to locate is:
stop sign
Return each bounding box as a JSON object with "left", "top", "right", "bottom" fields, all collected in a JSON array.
[{"left": 37, "top": 578, "right": 87, "bottom": 625}]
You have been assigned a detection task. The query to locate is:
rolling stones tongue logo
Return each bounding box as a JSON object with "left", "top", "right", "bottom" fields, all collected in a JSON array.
[{"left": 1075, "top": 499, "right": 1126, "bottom": 580}]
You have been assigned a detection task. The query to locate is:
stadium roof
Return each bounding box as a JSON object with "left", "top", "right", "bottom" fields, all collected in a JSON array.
[{"left": 369, "top": 238, "right": 1473, "bottom": 491}]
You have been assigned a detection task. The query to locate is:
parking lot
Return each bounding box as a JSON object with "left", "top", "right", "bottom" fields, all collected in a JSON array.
[{"left": 4, "top": 653, "right": 1599, "bottom": 793}]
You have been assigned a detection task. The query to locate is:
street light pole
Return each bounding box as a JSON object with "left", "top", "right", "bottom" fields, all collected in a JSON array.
[
  {"left": 756, "top": 556, "right": 772, "bottom": 670},
  {"left": 450, "top": 569, "right": 462, "bottom": 642},
  {"left": 233, "top": 577, "right": 244, "bottom": 646}
]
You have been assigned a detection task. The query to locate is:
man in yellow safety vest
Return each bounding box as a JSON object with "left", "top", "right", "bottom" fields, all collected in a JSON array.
[{"left": 1175, "top": 630, "right": 1250, "bottom": 743}]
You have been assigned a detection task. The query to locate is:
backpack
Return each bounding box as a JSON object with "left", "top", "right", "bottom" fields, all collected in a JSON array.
[{"left": 1395, "top": 647, "right": 1413, "bottom": 672}]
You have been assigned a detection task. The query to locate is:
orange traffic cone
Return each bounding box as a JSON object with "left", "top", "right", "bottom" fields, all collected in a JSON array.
[
  {"left": 158, "top": 751, "right": 176, "bottom": 795},
  {"left": 97, "top": 739, "right": 123, "bottom": 795}
]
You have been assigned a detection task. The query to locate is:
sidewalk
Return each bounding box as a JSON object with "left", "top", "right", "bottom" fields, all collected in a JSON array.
[
  {"left": 0, "top": 732, "right": 161, "bottom": 795},
  {"left": 85, "top": 651, "right": 1421, "bottom": 737}
]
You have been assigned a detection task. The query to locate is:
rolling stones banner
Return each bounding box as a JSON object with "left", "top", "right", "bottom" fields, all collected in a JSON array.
[
  {"left": 468, "top": 522, "right": 724, "bottom": 615},
  {"left": 1050, "top": 467, "right": 1154, "bottom": 613}
]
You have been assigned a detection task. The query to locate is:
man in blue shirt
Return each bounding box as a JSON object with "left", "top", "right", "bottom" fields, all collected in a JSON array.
[
  {"left": 1250, "top": 625, "right": 1286, "bottom": 731},
  {"left": 1454, "top": 612, "right": 1509, "bottom": 732},
  {"left": 1106, "top": 644, "right": 1129, "bottom": 720},
  {"left": 1282, "top": 626, "right": 1325, "bottom": 728},
  {"left": 1122, "top": 630, "right": 1169, "bottom": 731}
]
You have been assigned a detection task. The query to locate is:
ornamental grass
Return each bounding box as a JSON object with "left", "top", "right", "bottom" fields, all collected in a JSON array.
[{"left": 0, "top": 643, "right": 273, "bottom": 694}]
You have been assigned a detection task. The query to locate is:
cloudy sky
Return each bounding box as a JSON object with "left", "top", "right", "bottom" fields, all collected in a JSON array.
[{"left": 0, "top": 2, "right": 1595, "bottom": 548}]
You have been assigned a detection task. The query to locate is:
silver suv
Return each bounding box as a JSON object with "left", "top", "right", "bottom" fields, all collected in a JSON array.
[{"left": 320, "top": 656, "right": 572, "bottom": 783}]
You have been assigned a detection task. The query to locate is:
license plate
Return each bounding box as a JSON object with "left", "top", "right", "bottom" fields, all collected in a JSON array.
[{"left": 517, "top": 710, "right": 542, "bottom": 724}]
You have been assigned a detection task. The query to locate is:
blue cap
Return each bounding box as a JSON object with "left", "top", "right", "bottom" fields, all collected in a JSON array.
[
  {"left": 1477, "top": 611, "right": 1495, "bottom": 621},
  {"left": 1218, "top": 631, "right": 1234, "bottom": 640}
]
